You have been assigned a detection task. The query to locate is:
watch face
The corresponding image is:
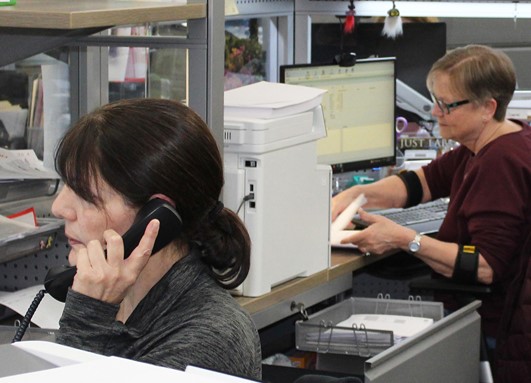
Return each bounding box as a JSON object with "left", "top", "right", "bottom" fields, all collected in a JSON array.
[{"left": 409, "top": 234, "right": 422, "bottom": 253}]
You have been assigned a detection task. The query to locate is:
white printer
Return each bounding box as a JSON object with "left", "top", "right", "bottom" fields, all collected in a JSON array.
[{"left": 223, "top": 101, "right": 331, "bottom": 297}]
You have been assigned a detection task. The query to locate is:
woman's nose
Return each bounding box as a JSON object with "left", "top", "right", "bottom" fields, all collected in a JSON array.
[
  {"left": 431, "top": 102, "right": 443, "bottom": 117},
  {"left": 51, "top": 186, "right": 74, "bottom": 220}
]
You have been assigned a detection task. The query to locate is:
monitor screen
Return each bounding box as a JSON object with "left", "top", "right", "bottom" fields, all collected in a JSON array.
[
  {"left": 311, "top": 22, "right": 447, "bottom": 99},
  {"left": 280, "top": 58, "right": 396, "bottom": 173}
]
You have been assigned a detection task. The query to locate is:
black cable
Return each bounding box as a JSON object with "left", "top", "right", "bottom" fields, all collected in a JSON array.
[
  {"left": 12, "top": 289, "right": 47, "bottom": 343},
  {"left": 236, "top": 193, "right": 254, "bottom": 214}
]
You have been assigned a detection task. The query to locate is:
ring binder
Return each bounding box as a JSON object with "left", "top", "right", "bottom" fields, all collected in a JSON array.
[
  {"left": 408, "top": 295, "right": 426, "bottom": 317},
  {"left": 316, "top": 320, "right": 334, "bottom": 353},
  {"left": 355, "top": 324, "right": 373, "bottom": 358},
  {"left": 375, "top": 293, "right": 391, "bottom": 315},
  {"left": 296, "top": 296, "right": 443, "bottom": 358}
]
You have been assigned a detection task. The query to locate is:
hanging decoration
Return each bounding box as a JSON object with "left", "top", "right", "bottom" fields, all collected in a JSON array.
[
  {"left": 382, "top": 1, "right": 403, "bottom": 39},
  {"left": 344, "top": 0, "right": 356, "bottom": 34}
]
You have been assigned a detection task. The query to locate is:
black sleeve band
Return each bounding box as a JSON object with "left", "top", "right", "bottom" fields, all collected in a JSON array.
[
  {"left": 396, "top": 171, "right": 423, "bottom": 208},
  {"left": 452, "top": 245, "right": 479, "bottom": 283}
]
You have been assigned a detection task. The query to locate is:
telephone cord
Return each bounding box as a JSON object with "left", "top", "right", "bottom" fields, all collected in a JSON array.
[{"left": 12, "top": 289, "right": 47, "bottom": 343}]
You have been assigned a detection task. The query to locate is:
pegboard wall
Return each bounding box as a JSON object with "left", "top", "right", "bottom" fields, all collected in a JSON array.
[
  {"left": 351, "top": 270, "right": 431, "bottom": 300},
  {"left": 0, "top": 233, "right": 69, "bottom": 292},
  {"left": 1, "top": 195, "right": 70, "bottom": 292},
  {"left": 351, "top": 256, "right": 434, "bottom": 301}
]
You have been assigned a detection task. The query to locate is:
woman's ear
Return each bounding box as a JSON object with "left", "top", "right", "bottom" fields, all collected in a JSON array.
[
  {"left": 484, "top": 98, "right": 498, "bottom": 120},
  {"left": 150, "top": 194, "right": 176, "bottom": 208}
]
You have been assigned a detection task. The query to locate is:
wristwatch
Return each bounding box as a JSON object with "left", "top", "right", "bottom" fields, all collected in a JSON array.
[{"left": 408, "top": 233, "right": 422, "bottom": 253}]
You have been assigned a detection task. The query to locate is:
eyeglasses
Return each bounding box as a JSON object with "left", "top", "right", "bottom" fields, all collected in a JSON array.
[{"left": 430, "top": 93, "right": 470, "bottom": 115}]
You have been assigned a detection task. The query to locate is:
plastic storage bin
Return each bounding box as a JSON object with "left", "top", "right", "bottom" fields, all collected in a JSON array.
[
  {"left": 296, "top": 296, "right": 481, "bottom": 382},
  {"left": 0, "top": 217, "right": 64, "bottom": 264}
]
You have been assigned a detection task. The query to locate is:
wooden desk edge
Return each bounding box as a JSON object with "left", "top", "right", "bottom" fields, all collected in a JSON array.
[{"left": 237, "top": 250, "right": 393, "bottom": 315}]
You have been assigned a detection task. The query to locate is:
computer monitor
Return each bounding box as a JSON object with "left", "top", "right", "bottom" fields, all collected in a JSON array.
[
  {"left": 280, "top": 58, "right": 396, "bottom": 173},
  {"left": 311, "top": 22, "right": 447, "bottom": 100}
]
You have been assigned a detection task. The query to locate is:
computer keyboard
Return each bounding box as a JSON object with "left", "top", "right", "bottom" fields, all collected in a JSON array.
[{"left": 370, "top": 198, "right": 449, "bottom": 234}]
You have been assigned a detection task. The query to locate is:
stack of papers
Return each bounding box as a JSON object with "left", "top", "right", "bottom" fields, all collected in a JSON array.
[{"left": 0, "top": 148, "right": 59, "bottom": 180}]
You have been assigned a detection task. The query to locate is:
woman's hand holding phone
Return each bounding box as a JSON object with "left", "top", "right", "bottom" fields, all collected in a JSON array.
[{"left": 72, "top": 219, "right": 160, "bottom": 305}]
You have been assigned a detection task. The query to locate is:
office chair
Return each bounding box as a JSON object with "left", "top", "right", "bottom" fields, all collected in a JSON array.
[{"left": 408, "top": 276, "right": 494, "bottom": 382}]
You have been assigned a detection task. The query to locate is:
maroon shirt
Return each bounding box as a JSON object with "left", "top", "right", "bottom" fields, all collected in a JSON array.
[{"left": 423, "top": 122, "right": 531, "bottom": 337}]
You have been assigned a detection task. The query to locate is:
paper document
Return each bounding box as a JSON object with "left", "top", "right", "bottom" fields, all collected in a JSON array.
[
  {"left": 0, "top": 214, "right": 37, "bottom": 239},
  {"left": 330, "top": 194, "right": 367, "bottom": 248},
  {"left": 224, "top": 81, "right": 327, "bottom": 119},
  {"left": 7, "top": 207, "right": 38, "bottom": 226},
  {"left": 3, "top": 342, "right": 253, "bottom": 383},
  {"left": 14, "top": 341, "right": 104, "bottom": 367},
  {"left": 0, "top": 285, "right": 64, "bottom": 329},
  {"left": 0, "top": 356, "right": 196, "bottom": 383},
  {"left": 336, "top": 314, "right": 433, "bottom": 338},
  {"left": 0, "top": 148, "right": 59, "bottom": 180}
]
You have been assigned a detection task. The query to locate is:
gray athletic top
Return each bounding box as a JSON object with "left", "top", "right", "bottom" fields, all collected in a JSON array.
[{"left": 56, "top": 248, "right": 262, "bottom": 380}]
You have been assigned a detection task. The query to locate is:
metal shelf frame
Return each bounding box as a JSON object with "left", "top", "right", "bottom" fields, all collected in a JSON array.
[{"left": 0, "top": 1, "right": 224, "bottom": 291}]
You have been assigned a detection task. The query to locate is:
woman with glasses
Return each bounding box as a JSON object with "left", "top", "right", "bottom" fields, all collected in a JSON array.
[{"left": 331, "top": 45, "right": 530, "bottom": 377}]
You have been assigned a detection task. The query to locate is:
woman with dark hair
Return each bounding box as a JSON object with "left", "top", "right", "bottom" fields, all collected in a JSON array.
[{"left": 51, "top": 98, "right": 261, "bottom": 379}]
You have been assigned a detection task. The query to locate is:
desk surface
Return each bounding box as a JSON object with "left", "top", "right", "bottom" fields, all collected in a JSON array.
[{"left": 236, "top": 250, "right": 392, "bottom": 325}]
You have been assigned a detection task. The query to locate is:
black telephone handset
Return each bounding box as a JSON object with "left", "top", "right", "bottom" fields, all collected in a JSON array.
[{"left": 44, "top": 198, "right": 183, "bottom": 302}]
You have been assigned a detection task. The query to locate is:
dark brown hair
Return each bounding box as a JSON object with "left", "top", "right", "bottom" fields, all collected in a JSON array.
[{"left": 55, "top": 98, "right": 250, "bottom": 289}]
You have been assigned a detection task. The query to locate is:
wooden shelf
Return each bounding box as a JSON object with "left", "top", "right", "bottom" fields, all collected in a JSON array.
[{"left": 0, "top": 0, "right": 205, "bottom": 29}]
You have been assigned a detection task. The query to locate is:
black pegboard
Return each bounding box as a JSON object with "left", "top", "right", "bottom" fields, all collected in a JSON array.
[
  {"left": 1, "top": 195, "right": 70, "bottom": 291},
  {"left": 0, "top": 232, "right": 69, "bottom": 292},
  {"left": 352, "top": 267, "right": 434, "bottom": 301}
]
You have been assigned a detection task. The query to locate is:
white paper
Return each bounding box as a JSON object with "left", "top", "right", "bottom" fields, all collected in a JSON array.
[
  {"left": 14, "top": 341, "right": 104, "bottom": 367},
  {"left": 330, "top": 229, "right": 361, "bottom": 249},
  {"left": 336, "top": 314, "right": 433, "bottom": 338},
  {"left": 7, "top": 208, "right": 37, "bottom": 226},
  {"left": 0, "top": 148, "right": 59, "bottom": 180},
  {"left": 0, "top": 354, "right": 238, "bottom": 383},
  {"left": 0, "top": 357, "right": 183, "bottom": 383},
  {"left": 0, "top": 214, "right": 36, "bottom": 239},
  {"left": 0, "top": 285, "right": 64, "bottom": 329},
  {"left": 330, "top": 194, "right": 367, "bottom": 248},
  {"left": 331, "top": 194, "right": 367, "bottom": 233},
  {"left": 4, "top": 342, "right": 251, "bottom": 382}
]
